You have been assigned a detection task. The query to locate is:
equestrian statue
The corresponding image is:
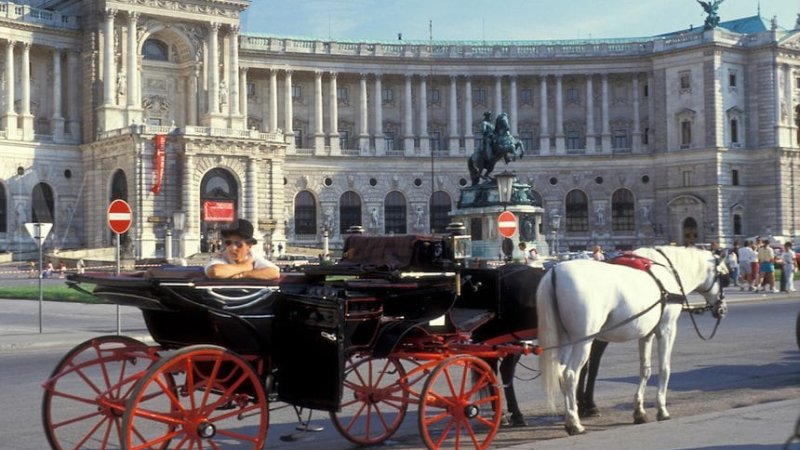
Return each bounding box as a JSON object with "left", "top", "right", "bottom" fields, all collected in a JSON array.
[{"left": 468, "top": 112, "right": 524, "bottom": 186}]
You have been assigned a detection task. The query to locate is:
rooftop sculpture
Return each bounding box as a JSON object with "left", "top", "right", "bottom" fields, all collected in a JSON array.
[{"left": 697, "top": 0, "right": 725, "bottom": 30}]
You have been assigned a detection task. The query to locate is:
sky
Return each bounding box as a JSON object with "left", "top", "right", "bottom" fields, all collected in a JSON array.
[{"left": 241, "top": 0, "right": 797, "bottom": 42}]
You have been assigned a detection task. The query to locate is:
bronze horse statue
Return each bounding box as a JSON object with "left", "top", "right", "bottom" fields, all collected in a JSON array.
[{"left": 468, "top": 112, "right": 524, "bottom": 186}]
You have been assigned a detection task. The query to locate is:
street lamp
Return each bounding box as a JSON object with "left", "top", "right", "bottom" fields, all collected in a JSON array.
[
  {"left": 172, "top": 211, "right": 186, "bottom": 260},
  {"left": 495, "top": 170, "right": 516, "bottom": 210},
  {"left": 322, "top": 227, "right": 330, "bottom": 260},
  {"left": 551, "top": 213, "right": 561, "bottom": 255}
]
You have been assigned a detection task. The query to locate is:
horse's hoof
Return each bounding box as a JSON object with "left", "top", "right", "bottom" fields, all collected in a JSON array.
[
  {"left": 579, "top": 406, "right": 601, "bottom": 418},
  {"left": 657, "top": 411, "right": 671, "bottom": 421},
  {"left": 633, "top": 413, "right": 649, "bottom": 424},
  {"left": 564, "top": 424, "right": 586, "bottom": 436},
  {"left": 507, "top": 413, "right": 528, "bottom": 428}
]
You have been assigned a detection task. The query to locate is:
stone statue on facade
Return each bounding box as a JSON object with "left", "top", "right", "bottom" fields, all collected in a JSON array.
[
  {"left": 697, "top": 0, "right": 724, "bottom": 29},
  {"left": 467, "top": 112, "right": 524, "bottom": 185}
]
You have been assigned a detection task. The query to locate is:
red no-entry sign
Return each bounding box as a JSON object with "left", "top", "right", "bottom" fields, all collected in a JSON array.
[
  {"left": 497, "top": 210, "right": 517, "bottom": 238},
  {"left": 108, "top": 199, "right": 133, "bottom": 234}
]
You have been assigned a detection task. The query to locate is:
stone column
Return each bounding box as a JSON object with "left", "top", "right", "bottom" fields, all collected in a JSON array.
[
  {"left": 585, "top": 74, "right": 595, "bottom": 152},
  {"left": 786, "top": 65, "right": 796, "bottom": 147},
  {"left": 283, "top": 69, "right": 294, "bottom": 141},
  {"left": 554, "top": 74, "right": 564, "bottom": 154},
  {"left": 509, "top": 75, "right": 518, "bottom": 136},
  {"left": 403, "top": 74, "right": 414, "bottom": 154},
  {"left": 448, "top": 75, "right": 459, "bottom": 155},
  {"left": 646, "top": 72, "right": 654, "bottom": 149},
  {"left": 247, "top": 157, "right": 259, "bottom": 226},
  {"left": 539, "top": 75, "right": 549, "bottom": 154},
  {"left": 601, "top": 74, "right": 611, "bottom": 153},
  {"left": 126, "top": 12, "right": 139, "bottom": 114},
  {"left": 51, "top": 49, "right": 65, "bottom": 141},
  {"left": 328, "top": 72, "right": 340, "bottom": 155},
  {"left": 419, "top": 75, "right": 429, "bottom": 154},
  {"left": 464, "top": 77, "right": 473, "bottom": 153},
  {"left": 269, "top": 69, "right": 278, "bottom": 132},
  {"left": 632, "top": 74, "right": 642, "bottom": 152},
  {"left": 229, "top": 26, "right": 240, "bottom": 122},
  {"left": 314, "top": 70, "right": 325, "bottom": 152},
  {"left": 239, "top": 68, "right": 248, "bottom": 126},
  {"left": 67, "top": 50, "right": 80, "bottom": 138},
  {"left": 494, "top": 75, "right": 502, "bottom": 116},
  {"left": 207, "top": 23, "right": 220, "bottom": 115},
  {"left": 187, "top": 68, "right": 198, "bottom": 125},
  {"left": 358, "top": 73, "right": 369, "bottom": 152},
  {"left": 182, "top": 154, "right": 199, "bottom": 256},
  {"left": 373, "top": 74, "right": 384, "bottom": 154},
  {"left": 103, "top": 10, "right": 117, "bottom": 107},
  {"left": 20, "top": 42, "right": 33, "bottom": 140}
]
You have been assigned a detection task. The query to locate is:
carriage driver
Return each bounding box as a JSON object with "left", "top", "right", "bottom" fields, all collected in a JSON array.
[{"left": 205, "top": 219, "right": 280, "bottom": 281}]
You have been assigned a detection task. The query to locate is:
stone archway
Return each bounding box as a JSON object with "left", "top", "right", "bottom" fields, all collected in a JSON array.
[
  {"left": 683, "top": 217, "right": 699, "bottom": 246},
  {"left": 667, "top": 194, "right": 707, "bottom": 245},
  {"left": 200, "top": 168, "right": 239, "bottom": 252}
]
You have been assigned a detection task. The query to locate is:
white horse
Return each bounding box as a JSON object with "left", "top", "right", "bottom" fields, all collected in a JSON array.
[{"left": 536, "top": 246, "right": 727, "bottom": 435}]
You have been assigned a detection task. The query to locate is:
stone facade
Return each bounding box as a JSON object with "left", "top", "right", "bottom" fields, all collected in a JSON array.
[{"left": 1, "top": 0, "right": 799, "bottom": 258}]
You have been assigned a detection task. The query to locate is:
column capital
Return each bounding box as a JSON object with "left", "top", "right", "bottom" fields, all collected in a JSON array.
[
  {"left": 284, "top": 69, "right": 293, "bottom": 77},
  {"left": 229, "top": 24, "right": 240, "bottom": 34},
  {"left": 105, "top": 9, "right": 117, "bottom": 19},
  {"left": 5, "top": 40, "right": 16, "bottom": 48},
  {"left": 209, "top": 22, "right": 220, "bottom": 33},
  {"left": 240, "top": 66, "right": 249, "bottom": 74},
  {"left": 450, "top": 74, "right": 458, "bottom": 81},
  {"left": 360, "top": 73, "right": 368, "bottom": 81},
  {"left": 22, "top": 41, "right": 31, "bottom": 51},
  {"left": 373, "top": 73, "right": 382, "bottom": 80},
  {"left": 128, "top": 11, "right": 140, "bottom": 21},
  {"left": 329, "top": 71, "right": 338, "bottom": 79},
  {"left": 314, "top": 70, "right": 322, "bottom": 79},
  {"left": 52, "top": 47, "right": 62, "bottom": 56}
]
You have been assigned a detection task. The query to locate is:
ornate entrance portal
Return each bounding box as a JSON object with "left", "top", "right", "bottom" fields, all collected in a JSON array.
[{"left": 200, "top": 168, "right": 239, "bottom": 252}]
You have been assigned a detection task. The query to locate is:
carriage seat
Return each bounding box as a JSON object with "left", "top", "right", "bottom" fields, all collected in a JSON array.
[{"left": 338, "top": 234, "right": 449, "bottom": 271}]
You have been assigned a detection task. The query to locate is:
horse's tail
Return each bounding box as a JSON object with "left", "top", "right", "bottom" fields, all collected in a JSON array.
[{"left": 536, "top": 267, "right": 562, "bottom": 412}]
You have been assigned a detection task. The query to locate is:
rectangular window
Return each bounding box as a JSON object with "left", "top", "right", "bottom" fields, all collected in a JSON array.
[
  {"left": 566, "top": 130, "right": 581, "bottom": 150},
  {"left": 681, "top": 121, "right": 692, "bottom": 147},
  {"left": 246, "top": 82, "right": 256, "bottom": 99},
  {"left": 384, "top": 131, "right": 395, "bottom": 151},
  {"left": 682, "top": 170, "right": 693, "bottom": 187},
  {"left": 643, "top": 83, "right": 649, "bottom": 97},
  {"left": 291, "top": 84, "right": 302, "bottom": 100},
  {"left": 470, "top": 217, "right": 483, "bottom": 241},
  {"left": 429, "top": 131, "right": 441, "bottom": 151},
  {"left": 643, "top": 127, "right": 649, "bottom": 145},
  {"left": 473, "top": 88, "right": 486, "bottom": 104},
  {"left": 679, "top": 72, "right": 691, "bottom": 90},
  {"left": 729, "top": 73, "right": 737, "bottom": 88},
  {"left": 732, "top": 169, "right": 739, "bottom": 186},
  {"left": 520, "top": 131, "right": 534, "bottom": 153},
  {"left": 428, "top": 89, "right": 440, "bottom": 103},
  {"left": 520, "top": 88, "right": 532, "bottom": 103},
  {"left": 339, "top": 130, "right": 349, "bottom": 150},
  {"left": 566, "top": 87, "right": 579, "bottom": 102},
  {"left": 382, "top": 87, "right": 393, "bottom": 103},
  {"left": 337, "top": 86, "right": 348, "bottom": 102},
  {"left": 730, "top": 118, "right": 739, "bottom": 144},
  {"left": 612, "top": 129, "right": 628, "bottom": 149},
  {"left": 294, "top": 129, "right": 303, "bottom": 148},
  {"left": 796, "top": 77, "right": 800, "bottom": 90}
]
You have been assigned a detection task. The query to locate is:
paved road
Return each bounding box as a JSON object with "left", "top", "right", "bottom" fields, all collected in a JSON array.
[{"left": 1, "top": 288, "right": 799, "bottom": 449}]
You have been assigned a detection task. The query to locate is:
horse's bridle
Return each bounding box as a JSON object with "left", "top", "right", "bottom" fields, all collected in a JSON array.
[{"left": 655, "top": 248, "right": 727, "bottom": 340}]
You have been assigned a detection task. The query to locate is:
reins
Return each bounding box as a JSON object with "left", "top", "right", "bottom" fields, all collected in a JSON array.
[
  {"left": 654, "top": 248, "right": 726, "bottom": 341},
  {"left": 543, "top": 249, "right": 726, "bottom": 351}
]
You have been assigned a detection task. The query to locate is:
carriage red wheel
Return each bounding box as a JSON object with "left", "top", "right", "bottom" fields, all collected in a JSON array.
[
  {"left": 121, "top": 345, "right": 268, "bottom": 450},
  {"left": 330, "top": 354, "right": 409, "bottom": 445},
  {"left": 42, "top": 335, "right": 162, "bottom": 450},
  {"left": 418, "top": 356, "right": 502, "bottom": 450}
]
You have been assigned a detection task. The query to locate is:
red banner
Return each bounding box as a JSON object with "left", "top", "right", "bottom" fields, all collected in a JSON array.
[
  {"left": 203, "top": 201, "right": 235, "bottom": 222},
  {"left": 151, "top": 134, "right": 166, "bottom": 194}
]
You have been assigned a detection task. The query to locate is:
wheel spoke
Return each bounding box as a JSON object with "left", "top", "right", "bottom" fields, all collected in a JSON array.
[
  {"left": 51, "top": 409, "right": 104, "bottom": 429},
  {"left": 433, "top": 417, "right": 456, "bottom": 448},
  {"left": 131, "top": 406, "right": 184, "bottom": 426},
  {"left": 424, "top": 410, "right": 451, "bottom": 427},
  {"left": 208, "top": 402, "right": 261, "bottom": 423},
  {"left": 130, "top": 429, "right": 182, "bottom": 450},
  {"left": 215, "top": 428, "right": 262, "bottom": 443},
  {"left": 198, "top": 354, "right": 224, "bottom": 409},
  {"left": 71, "top": 415, "right": 109, "bottom": 450}
]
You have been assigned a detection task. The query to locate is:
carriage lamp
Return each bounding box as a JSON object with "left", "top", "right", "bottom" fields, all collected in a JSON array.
[
  {"left": 495, "top": 170, "right": 516, "bottom": 210},
  {"left": 322, "top": 228, "right": 330, "bottom": 260}
]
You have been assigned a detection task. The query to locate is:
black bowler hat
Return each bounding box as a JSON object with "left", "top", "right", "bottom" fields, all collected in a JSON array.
[{"left": 221, "top": 219, "right": 257, "bottom": 244}]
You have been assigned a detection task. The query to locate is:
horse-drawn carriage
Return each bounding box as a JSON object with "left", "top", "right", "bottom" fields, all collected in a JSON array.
[{"left": 43, "top": 233, "right": 541, "bottom": 450}]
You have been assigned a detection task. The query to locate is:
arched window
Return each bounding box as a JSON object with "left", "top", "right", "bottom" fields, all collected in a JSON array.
[
  {"left": 0, "top": 183, "right": 6, "bottom": 233},
  {"left": 32, "top": 183, "right": 55, "bottom": 224},
  {"left": 611, "top": 189, "right": 635, "bottom": 232},
  {"left": 294, "top": 191, "right": 317, "bottom": 236},
  {"left": 339, "top": 191, "right": 361, "bottom": 234},
  {"left": 110, "top": 169, "right": 127, "bottom": 202},
  {"left": 565, "top": 190, "right": 588, "bottom": 232},
  {"left": 143, "top": 39, "right": 169, "bottom": 61},
  {"left": 730, "top": 118, "right": 738, "bottom": 144},
  {"left": 384, "top": 191, "right": 406, "bottom": 234},
  {"left": 429, "top": 191, "right": 452, "bottom": 233},
  {"left": 199, "top": 168, "right": 239, "bottom": 251}
]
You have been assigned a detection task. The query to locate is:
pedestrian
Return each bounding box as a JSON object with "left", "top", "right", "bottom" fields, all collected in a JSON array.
[
  {"left": 756, "top": 239, "right": 776, "bottom": 292},
  {"left": 592, "top": 245, "right": 605, "bottom": 261},
  {"left": 738, "top": 241, "right": 752, "bottom": 290},
  {"left": 58, "top": 261, "right": 66, "bottom": 278},
  {"left": 76, "top": 259, "right": 86, "bottom": 274},
  {"left": 528, "top": 247, "right": 539, "bottom": 266},
  {"left": 782, "top": 241, "right": 796, "bottom": 292},
  {"left": 277, "top": 243, "right": 283, "bottom": 256},
  {"left": 44, "top": 260, "right": 54, "bottom": 278},
  {"left": 28, "top": 260, "right": 36, "bottom": 278},
  {"left": 726, "top": 243, "right": 739, "bottom": 287},
  {"left": 518, "top": 242, "right": 529, "bottom": 264}
]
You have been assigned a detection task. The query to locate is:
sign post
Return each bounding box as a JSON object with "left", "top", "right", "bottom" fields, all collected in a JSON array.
[
  {"left": 107, "top": 200, "right": 132, "bottom": 334},
  {"left": 24, "top": 222, "right": 53, "bottom": 333}
]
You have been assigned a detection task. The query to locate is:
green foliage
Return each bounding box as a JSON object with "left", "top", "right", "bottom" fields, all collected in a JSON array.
[{"left": 0, "top": 284, "right": 103, "bottom": 303}]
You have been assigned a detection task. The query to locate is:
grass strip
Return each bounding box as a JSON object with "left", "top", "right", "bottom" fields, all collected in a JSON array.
[{"left": 0, "top": 284, "right": 103, "bottom": 303}]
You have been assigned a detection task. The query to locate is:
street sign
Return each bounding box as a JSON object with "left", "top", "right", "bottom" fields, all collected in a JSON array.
[
  {"left": 24, "top": 222, "right": 53, "bottom": 247},
  {"left": 108, "top": 199, "right": 133, "bottom": 234},
  {"left": 497, "top": 211, "right": 517, "bottom": 238}
]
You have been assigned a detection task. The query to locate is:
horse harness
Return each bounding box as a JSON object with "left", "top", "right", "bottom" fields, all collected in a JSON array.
[{"left": 547, "top": 249, "right": 727, "bottom": 349}]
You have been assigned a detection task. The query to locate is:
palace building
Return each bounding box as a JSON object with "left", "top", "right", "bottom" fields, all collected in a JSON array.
[{"left": 1, "top": 0, "right": 799, "bottom": 258}]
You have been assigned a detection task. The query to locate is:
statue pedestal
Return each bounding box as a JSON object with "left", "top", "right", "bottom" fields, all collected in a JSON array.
[{"left": 451, "top": 181, "right": 547, "bottom": 261}]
